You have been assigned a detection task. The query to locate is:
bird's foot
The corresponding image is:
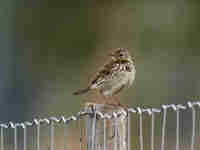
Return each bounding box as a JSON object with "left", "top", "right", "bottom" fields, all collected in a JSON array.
[
  {"left": 117, "top": 102, "right": 129, "bottom": 112},
  {"left": 105, "top": 102, "right": 128, "bottom": 111}
]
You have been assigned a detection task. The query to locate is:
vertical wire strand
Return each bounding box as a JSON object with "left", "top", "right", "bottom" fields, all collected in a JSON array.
[
  {"left": 50, "top": 121, "right": 54, "bottom": 150},
  {"left": 33, "top": 125, "right": 35, "bottom": 150},
  {"left": 64, "top": 123, "right": 67, "bottom": 150},
  {"left": 92, "top": 112, "right": 96, "bottom": 150},
  {"left": 1, "top": 102, "right": 199, "bottom": 150},
  {"left": 139, "top": 113, "right": 143, "bottom": 150},
  {"left": 85, "top": 116, "right": 89, "bottom": 149},
  {"left": 7, "top": 127, "right": 9, "bottom": 150},
  {"left": 181, "top": 108, "right": 184, "bottom": 150},
  {"left": 190, "top": 107, "right": 196, "bottom": 150},
  {"left": 37, "top": 124, "right": 40, "bottom": 150},
  {"left": 114, "top": 118, "right": 118, "bottom": 150},
  {"left": 127, "top": 113, "right": 131, "bottom": 150},
  {"left": 176, "top": 110, "right": 180, "bottom": 150},
  {"left": 161, "top": 108, "right": 167, "bottom": 150},
  {"left": 24, "top": 127, "right": 27, "bottom": 150},
  {"left": 14, "top": 127, "right": 17, "bottom": 150},
  {"left": 1, "top": 127, "right": 4, "bottom": 150},
  {"left": 103, "top": 118, "right": 107, "bottom": 150},
  {"left": 151, "top": 112, "right": 155, "bottom": 150},
  {"left": 79, "top": 119, "right": 82, "bottom": 150}
]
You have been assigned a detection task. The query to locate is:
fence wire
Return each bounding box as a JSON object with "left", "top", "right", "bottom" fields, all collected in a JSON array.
[{"left": 0, "top": 101, "right": 199, "bottom": 150}]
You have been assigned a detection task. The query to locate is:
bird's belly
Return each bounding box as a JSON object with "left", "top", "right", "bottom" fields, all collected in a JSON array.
[{"left": 100, "top": 71, "right": 135, "bottom": 96}]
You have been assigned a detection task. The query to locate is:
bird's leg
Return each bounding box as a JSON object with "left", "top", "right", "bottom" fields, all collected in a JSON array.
[
  {"left": 114, "top": 95, "right": 122, "bottom": 106},
  {"left": 103, "top": 96, "right": 115, "bottom": 107},
  {"left": 99, "top": 92, "right": 107, "bottom": 104},
  {"left": 113, "top": 95, "right": 129, "bottom": 111},
  {"left": 104, "top": 96, "right": 121, "bottom": 108}
]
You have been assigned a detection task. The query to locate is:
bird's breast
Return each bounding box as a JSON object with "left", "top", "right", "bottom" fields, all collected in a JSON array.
[
  {"left": 127, "top": 66, "right": 136, "bottom": 86},
  {"left": 100, "top": 68, "right": 136, "bottom": 97}
]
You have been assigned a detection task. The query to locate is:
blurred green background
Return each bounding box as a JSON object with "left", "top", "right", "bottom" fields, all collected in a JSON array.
[{"left": 1, "top": 0, "right": 200, "bottom": 149}]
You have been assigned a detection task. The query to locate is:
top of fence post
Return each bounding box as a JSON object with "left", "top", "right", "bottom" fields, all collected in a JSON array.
[{"left": 84, "top": 102, "right": 127, "bottom": 150}]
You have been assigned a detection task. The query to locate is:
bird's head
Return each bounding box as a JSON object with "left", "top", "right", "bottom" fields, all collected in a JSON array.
[{"left": 109, "top": 48, "right": 132, "bottom": 61}]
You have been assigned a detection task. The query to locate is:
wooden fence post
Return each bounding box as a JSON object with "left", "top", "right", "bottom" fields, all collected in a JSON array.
[{"left": 84, "top": 103, "right": 127, "bottom": 150}]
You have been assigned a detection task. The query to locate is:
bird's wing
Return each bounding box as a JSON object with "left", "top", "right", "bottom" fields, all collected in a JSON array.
[{"left": 90, "top": 60, "right": 121, "bottom": 89}]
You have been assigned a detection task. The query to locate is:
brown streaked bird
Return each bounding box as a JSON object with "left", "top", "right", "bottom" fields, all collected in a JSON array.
[{"left": 73, "top": 48, "right": 136, "bottom": 104}]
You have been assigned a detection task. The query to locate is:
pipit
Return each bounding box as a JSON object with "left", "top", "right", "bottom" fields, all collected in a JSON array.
[{"left": 73, "top": 48, "right": 136, "bottom": 106}]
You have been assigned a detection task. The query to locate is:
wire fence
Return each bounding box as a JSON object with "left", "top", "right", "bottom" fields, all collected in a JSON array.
[{"left": 0, "top": 101, "right": 200, "bottom": 150}]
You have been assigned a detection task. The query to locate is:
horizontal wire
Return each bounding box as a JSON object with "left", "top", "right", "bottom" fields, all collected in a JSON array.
[{"left": 0, "top": 101, "right": 199, "bottom": 129}]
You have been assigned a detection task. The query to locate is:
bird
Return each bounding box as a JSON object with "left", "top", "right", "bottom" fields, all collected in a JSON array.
[{"left": 73, "top": 48, "right": 136, "bottom": 105}]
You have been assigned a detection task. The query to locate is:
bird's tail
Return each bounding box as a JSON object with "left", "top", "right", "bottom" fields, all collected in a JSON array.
[{"left": 73, "top": 87, "right": 90, "bottom": 95}]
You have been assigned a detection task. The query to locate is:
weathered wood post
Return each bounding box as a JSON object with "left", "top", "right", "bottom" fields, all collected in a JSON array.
[{"left": 84, "top": 103, "right": 127, "bottom": 150}]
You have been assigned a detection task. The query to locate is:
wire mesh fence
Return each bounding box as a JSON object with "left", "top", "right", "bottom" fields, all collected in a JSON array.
[{"left": 0, "top": 101, "right": 200, "bottom": 150}]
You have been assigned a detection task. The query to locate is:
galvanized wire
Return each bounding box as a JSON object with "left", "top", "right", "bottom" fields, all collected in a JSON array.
[
  {"left": 92, "top": 112, "right": 97, "bottom": 150},
  {"left": 176, "top": 109, "right": 180, "bottom": 150},
  {"left": 161, "top": 105, "right": 167, "bottom": 150},
  {"left": 23, "top": 126, "right": 27, "bottom": 150},
  {"left": 188, "top": 102, "right": 196, "bottom": 150},
  {"left": 137, "top": 107, "right": 144, "bottom": 150},
  {"left": 1, "top": 127, "right": 4, "bottom": 150},
  {"left": 103, "top": 118, "right": 107, "bottom": 150},
  {"left": 64, "top": 123, "right": 68, "bottom": 150},
  {"left": 151, "top": 112, "right": 155, "bottom": 150},
  {"left": 14, "top": 127, "right": 17, "bottom": 150},
  {"left": 37, "top": 122, "right": 40, "bottom": 150},
  {"left": 0, "top": 101, "right": 199, "bottom": 150},
  {"left": 2, "top": 102, "right": 198, "bottom": 129},
  {"left": 114, "top": 116, "right": 118, "bottom": 150},
  {"left": 50, "top": 121, "right": 54, "bottom": 150},
  {"left": 127, "top": 112, "right": 131, "bottom": 150},
  {"left": 79, "top": 119, "right": 83, "bottom": 150}
]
